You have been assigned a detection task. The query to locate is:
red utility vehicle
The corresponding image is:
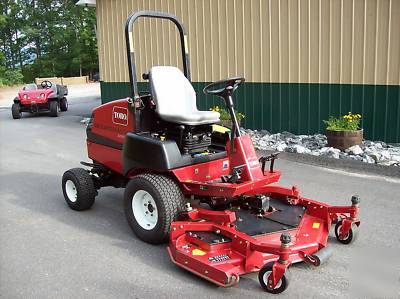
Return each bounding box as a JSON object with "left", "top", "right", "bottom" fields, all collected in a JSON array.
[
  {"left": 12, "top": 80, "right": 68, "bottom": 119},
  {"left": 62, "top": 11, "right": 361, "bottom": 294}
]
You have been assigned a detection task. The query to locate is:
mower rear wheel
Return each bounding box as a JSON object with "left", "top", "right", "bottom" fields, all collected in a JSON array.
[
  {"left": 12, "top": 103, "right": 21, "bottom": 119},
  {"left": 258, "top": 262, "right": 289, "bottom": 294},
  {"left": 62, "top": 168, "right": 97, "bottom": 211},
  {"left": 124, "top": 173, "right": 185, "bottom": 244},
  {"left": 334, "top": 220, "right": 358, "bottom": 244},
  {"left": 60, "top": 97, "right": 68, "bottom": 111},
  {"left": 49, "top": 101, "right": 59, "bottom": 117}
]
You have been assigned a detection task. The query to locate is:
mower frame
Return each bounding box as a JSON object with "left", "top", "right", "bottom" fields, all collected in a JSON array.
[{"left": 61, "top": 10, "right": 362, "bottom": 294}]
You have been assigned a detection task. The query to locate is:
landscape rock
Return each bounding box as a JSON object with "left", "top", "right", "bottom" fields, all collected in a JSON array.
[
  {"left": 346, "top": 145, "right": 364, "bottom": 155},
  {"left": 243, "top": 128, "right": 400, "bottom": 167}
]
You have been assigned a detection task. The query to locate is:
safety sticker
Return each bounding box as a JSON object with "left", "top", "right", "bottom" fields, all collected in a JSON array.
[
  {"left": 312, "top": 222, "right": 320, "bottom": 229},
  {"left": 192, "top": 249, "right": 206, "bottom": 256}
]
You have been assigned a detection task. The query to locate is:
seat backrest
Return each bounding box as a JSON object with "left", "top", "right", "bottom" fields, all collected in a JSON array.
[{"left": 149, "top": 66, "right": 198, "bottom": 118}]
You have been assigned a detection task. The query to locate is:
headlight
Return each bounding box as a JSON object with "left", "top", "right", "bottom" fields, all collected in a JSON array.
[
  {"left": 40, "top": 93, "right": 45, "bottom": 98},
  {"left": 23, "top": 94, "right": 28, "bottom": 99}
]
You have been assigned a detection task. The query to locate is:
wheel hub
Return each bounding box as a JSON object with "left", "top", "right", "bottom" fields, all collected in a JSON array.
[
  {"left": 263, "top": 271, "right": 282, "bottom": 290},
  {"left": 65, "top": 180, "right": 78, "bottom": 203},
  {"left": 132, "top": 190, "right": 158, "bottom": 230}
]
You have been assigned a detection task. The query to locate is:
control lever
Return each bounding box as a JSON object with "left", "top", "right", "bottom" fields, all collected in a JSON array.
[
  {"left": 259, "top": 152, "right": 280, "bottom": 174},
  {"left": 221, "top": 165, "right": 245, "bottom": 184}
]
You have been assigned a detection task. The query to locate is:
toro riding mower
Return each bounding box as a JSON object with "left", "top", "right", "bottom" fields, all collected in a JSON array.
[
  {"left": 12, "top": 81, "right": 68, "bottom": 119},
  {"left": 62, "top": 11, "right": 361, "bottom": 294}
]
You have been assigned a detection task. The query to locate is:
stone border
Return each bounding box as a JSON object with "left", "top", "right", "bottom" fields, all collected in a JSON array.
[{"left": 258, "top": 149, "right": 400, "bottom": 178}]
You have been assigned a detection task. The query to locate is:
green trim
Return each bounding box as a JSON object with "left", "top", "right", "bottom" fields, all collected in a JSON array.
[{"left": 100, "top": 81, "right": 400, "bottom": 143}]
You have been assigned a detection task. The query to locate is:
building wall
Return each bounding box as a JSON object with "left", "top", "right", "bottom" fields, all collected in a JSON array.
[{"left": 97, "top": 0, "right": 400, "bottom": 142}]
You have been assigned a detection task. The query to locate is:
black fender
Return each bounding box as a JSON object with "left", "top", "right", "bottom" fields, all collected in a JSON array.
[
  {"left": 123, "top": 132, "right": 187, "bottom": 174},
  {"left": 122, "top": 132, "right": 227, "bottom": 175}
]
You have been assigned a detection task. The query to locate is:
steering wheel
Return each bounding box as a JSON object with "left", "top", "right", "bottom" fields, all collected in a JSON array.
[
  {"left": 203, "top": 77, "right": 245, "bottom": 97},
  {"left": 41, "top": 80, "right": 52, "bottom": 89}
]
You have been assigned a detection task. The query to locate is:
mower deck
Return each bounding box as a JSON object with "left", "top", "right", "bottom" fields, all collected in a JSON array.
[
  {"left": 234, "top": 199, "right": 305, "bottom": 236},
  {"left": 168, "top": 188, "right": 360, "bottom": 289}
]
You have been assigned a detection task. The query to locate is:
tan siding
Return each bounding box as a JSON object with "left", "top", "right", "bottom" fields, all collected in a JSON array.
[
  {"left": 96, "top": 0, "right": 400, "bottom": 85},
  {"left": 388, "top": 0, "right": 400, "bottom": 85}
]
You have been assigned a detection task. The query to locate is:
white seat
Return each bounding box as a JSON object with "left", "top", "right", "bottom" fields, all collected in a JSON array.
[{"left": 149, "top": 66, "right": 220, "bottom": 125}]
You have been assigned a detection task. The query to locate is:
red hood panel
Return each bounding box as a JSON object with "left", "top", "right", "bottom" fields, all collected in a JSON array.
[{"left": 18, "top": 89, "right": 54, "bottom": 104}]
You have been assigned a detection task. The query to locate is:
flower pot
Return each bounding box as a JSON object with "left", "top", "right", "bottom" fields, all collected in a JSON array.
[
  {"left": 326, "top": 129, "right": 363, "bottom": 151},
  {"left": 219, "top": 119, "right": 240, "bottom": 129}
]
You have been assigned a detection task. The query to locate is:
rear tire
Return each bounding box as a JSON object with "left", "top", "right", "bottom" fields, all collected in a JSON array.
[
  {"left": 60, "top": 97, "right": 68, "bottom": 111},
  {"left": 124, "top": 173, "right": 185, "bottom": 244},
  {"left": 49, "top": 101, "right": 58, "bottom": 117},
  {"left": 62, "top": 168, "right": 97, "bottom": 211},
  {"left": 12, "top": 103, "right": 21, "bottom": 119}
]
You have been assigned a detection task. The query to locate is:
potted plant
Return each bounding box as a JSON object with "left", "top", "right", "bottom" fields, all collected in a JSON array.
[
  {"left": 323, "top": 112, "right": 363, "bottom": 151},
  {"left": 210, "top": 105, "right": 245, "bottom": 129}
]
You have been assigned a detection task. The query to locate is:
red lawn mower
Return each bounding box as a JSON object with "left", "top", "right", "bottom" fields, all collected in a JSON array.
[
  {"left": 12, "top": 81, "right": 68, "bottom": 119},
  {"left": 62, "top": 11, "right": 361, "bottom": 294}
]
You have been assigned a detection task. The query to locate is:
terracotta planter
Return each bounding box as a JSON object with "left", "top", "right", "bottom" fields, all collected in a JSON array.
[
  {"left": 326, "top": 129, "right": 363, "bottom": 151},
  {"left": 219, "top": 119, "right": 241, "bottom": 129}
]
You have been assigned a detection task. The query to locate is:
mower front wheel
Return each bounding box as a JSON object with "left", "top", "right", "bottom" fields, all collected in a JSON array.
[
  {"left": 124, "top": 173, "right": 185, "bottom": 244},
  {"left": 49, "top": 100, "right": 59, "bottom": 117},
  {"left": 62, "top": 168, "right": 97, "bottom": 211},
  {"left": 12, "top": 103, "right": 21, "bottom": 119},
  {"left": 258, "top": 262, "right": 289, "bottom": 294}
]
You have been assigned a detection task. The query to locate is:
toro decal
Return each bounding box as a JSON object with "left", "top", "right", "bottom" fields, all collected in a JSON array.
[{"left": 112, "top": 106, "right": 128, "bottom": 126}]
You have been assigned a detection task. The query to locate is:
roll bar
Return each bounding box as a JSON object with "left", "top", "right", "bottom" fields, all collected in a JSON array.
[{"left": 125, "top": 10, "right": 191, "bottom": 101}]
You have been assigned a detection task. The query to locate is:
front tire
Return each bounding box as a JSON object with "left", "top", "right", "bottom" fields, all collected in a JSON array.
[
  {"left": 60, "top": 97, "right": 68, "bottom": 111},
  {"left": 124, "top": 173, "right": 185, "bottom": 244},
  {"left": 62, "top": 168, "right": 97, "bottom": 211},
  {"left": 12, "top": 103, "right": 21, "bottom": 119},
  {"left": 49, "top": 101, "right": 59, "bottom": 117}
]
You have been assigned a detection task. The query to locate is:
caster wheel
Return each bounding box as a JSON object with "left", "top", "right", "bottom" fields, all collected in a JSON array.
[
  {"left": 258, "top": 262, "right": 289, "bottom": 294},
  {"left": 335, "top": 220, "right": 358, "bottom": 244}
]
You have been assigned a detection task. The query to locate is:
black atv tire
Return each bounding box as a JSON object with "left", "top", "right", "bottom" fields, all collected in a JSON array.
[
  {"left": 62, "top": 168, "right": 97, "bottom": 211},
  {"left": 60, "top": 97, "right": 68, "bottom": 112},
  {"left": 124, "top": 173, "right": 186, "bottom": 244},
  {"left": 49, "top": 100, "right": 59, "bottom": 117},
  {"left": 12, "top": 103, "right": 21, "bottom": 119}
]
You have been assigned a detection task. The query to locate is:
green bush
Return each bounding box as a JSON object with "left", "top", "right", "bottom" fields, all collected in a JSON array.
[{"left": 0, "top": 67, "right": 24, "bottom": 87}]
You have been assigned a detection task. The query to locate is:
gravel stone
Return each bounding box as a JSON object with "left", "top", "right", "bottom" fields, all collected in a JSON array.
[{"left": 245, "top": 129, "right": 400, "bottom": 167}]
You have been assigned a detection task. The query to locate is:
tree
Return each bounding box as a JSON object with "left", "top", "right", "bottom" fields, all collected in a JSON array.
[{"left": 0, "top": 0, "right": 98, "bottom": 85}]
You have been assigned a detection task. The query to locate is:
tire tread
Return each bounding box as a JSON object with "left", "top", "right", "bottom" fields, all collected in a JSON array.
[
  {"left": 125, "top": 173, "right": 185, "bottom": 244},
  {"left": 62, "top": 168, "right": 96, "bottom": 211}
]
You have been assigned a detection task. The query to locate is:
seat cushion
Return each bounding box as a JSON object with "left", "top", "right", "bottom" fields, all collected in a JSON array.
[
  {"left": 161, "top": 110, "right": 220, "bottom": 126},
  {"left": 149, "top": 66, "right": 220, "bottom": 125}
]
